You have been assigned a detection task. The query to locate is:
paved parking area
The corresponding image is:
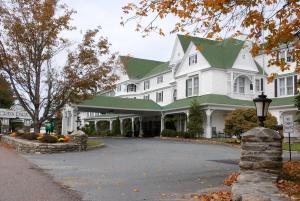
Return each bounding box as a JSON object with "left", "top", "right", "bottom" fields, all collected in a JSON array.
[{"left": 24, "top": 138, "right": 240, "bottom": 201}]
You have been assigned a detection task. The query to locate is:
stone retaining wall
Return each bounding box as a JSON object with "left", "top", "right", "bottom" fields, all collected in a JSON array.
[
  {"left": 1, "top": 135, "right": 80, "bottom": 154},
  {"left": 232, "top": 127, "right": 289, "bottom": 201}
]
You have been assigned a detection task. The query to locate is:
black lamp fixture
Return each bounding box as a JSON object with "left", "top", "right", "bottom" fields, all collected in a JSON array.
[
  {"left": 76, "top": 116, "right": 81, "bottom": 130},
  {"left": 253, "top": 92, "right": 272, "bottom": 127}
]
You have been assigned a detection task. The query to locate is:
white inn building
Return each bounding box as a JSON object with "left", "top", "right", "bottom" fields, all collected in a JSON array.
[{"left": 62, "top": 35, "right": 299, "bottom": 139}]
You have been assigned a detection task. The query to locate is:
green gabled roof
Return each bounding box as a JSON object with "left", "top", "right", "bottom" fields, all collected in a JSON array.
[
  {"left": 120, "top": 56, "right": 168, "bottom": 79},
  {"left": 177, "top": 35, "right": 245, "bottom": 69},
  {"left": 163, "top": 94, "right": 253, "bottom": 110},
  {"left": 143, "top": 61, "right": 170, "bottom": 78},
  {"left": 79, "top": 95, "right": 162, "bottom": 111},
  {"left": 271, "top": 96, "right": 296, "bottom": 107}
]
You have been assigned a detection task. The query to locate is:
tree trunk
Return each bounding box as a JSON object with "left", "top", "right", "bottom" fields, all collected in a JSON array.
[{"left": 33, "top": 112, "right": 40, "bottom": 134}]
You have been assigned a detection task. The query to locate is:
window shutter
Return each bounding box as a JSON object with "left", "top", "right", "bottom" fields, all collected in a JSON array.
[
  {"left": 261, "top": 78, "right": 264, "bottom": 91},
  {"left": 294, "top": 75, "right": 298, "bottom": 95},
  {"left": 186, "top": 80, "right": 188, "bottom": 97},
  {"left": 189, "top": 57, "right": 191, "bottom": 66},
  {"left": 195, "top": 54, "right": 197, "bottom": 63},
  {"left": 162, "top": 91, "right": 164, "bottom": 102},
  {"left": 144, "top": 82, "right": 145, "bottom": 90},
  {"left": 156, "top": 93, "right": 158, "bottom": 102},
  {"left": 274, "top": 79, "right": 278, "bottom": 97}
]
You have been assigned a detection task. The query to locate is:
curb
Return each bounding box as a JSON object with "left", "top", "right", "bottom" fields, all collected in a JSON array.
[{"left": 87, "top": 143, "right": 105, "bottom": 151}]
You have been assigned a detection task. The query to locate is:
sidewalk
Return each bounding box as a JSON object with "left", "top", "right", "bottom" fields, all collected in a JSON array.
[{"left": 0, "top": 145, "right": 82, "bottom": 201}]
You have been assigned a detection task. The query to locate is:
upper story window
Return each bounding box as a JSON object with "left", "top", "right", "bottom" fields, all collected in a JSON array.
[
  {"left": 144, "top": 80, "right": 150, "bottom": 90},
  {"left": 276, "top": 75, "right": 296, "bottom": 97},
  {"left": 189, "top": 54, "right": 197, "bottom": 66},
  {"left": 143, "top": 94, "right": 150, "bottom": 100},
  {"left": 255, "top": 79, "right": 260, "bottom": 91},
  {"left": 127, "top": 84, "right": 136, "bottom": 92},
  {"left": 277, "top": 49, "right": 295, "bottom": 63},
  {"left": 186, "top": 76, "right": 199, "bottom": 97},
  {"left": 234, "top": 77, "right": 245, "bottom": 94},
  {"left": 116, "top": 84, "right": 121, "bottom": 92},
  {"left": 157, "top": 75, "right": 163, "bottom": 84},
  {"left": 156, "top": 91, "right": 164, "bottom": 102}
]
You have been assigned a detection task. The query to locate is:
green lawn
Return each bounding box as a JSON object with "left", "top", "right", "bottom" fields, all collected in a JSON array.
[
  {"left": 87, "top": 139, "right": 102, "bottom": 147},
  {"left": 283, "top": 143, "right": 300, "bottom": 152}
]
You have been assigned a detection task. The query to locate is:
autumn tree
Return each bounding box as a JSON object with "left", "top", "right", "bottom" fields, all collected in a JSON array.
[
  {"left": 224, "top": 108, "right": 277, "bottom": 137},
  {"left": 122, "top": 0, "right": 300, "bottom": 79},
  {"left": 0, "top": 0, "right": 118, "bottom": 133},
  {"left": 0, "top": 75, "right": 14, "bottom": 108}
]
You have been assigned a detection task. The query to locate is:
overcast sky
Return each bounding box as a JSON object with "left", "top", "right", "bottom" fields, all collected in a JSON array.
[{"left": 61, "top": 0, "right": 178, "bottom": 62}]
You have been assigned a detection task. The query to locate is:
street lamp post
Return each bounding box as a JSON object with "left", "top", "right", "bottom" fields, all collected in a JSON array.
[{"left": 253, "top": 92, "right": 272, "bottom": 127}]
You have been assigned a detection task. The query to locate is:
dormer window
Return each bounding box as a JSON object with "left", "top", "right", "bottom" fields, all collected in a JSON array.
[
  {"left": 144, "top": 80, "right": 150, "bottom": 90},
  {"left": 189, "top": 54, "right": 197, "bottom": 66}
]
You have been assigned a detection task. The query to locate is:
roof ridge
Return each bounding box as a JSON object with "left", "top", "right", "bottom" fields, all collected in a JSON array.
[{"left": 120, "top": 55, "right": 166, "bottom": 63}]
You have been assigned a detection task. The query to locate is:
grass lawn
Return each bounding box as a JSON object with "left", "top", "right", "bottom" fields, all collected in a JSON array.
[
  {"left": 87, "top": 139, "right": 102, "bottom": 147},
  {"left": 283, "top": 143, "right": 300, "bottom": 152}
]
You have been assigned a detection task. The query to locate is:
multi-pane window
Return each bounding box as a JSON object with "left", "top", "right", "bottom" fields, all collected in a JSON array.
[
  {"left": 127, "top": 84, "right": 136, "bottom": 92},
  {"left": 279, "top": 77, "right": 286, "bottom": 96},
  {"left": 156, "top": 91, "right": 164, "bottom": 102},
  {"left": 277, "top": 76, "right": 295, "bottom": 96},
  {"left": 255, "top": 79, "right": 260, "bottom": 91},
  {"left": 186, "top": 76, "right": 199, "bottom": 97},
  {"left": 286, "top": 76, "right": 294, "bottom": 95},
  {"left": 189, "top": 54, "right": 197, "bottom": 66},
  {"left": 234, "top": 77, "right": 245, "bottom": 94},
  {"left": 143, "top": 94, "right": 150, "bottom": 100},
  {"left": 277, "top": 49, "right": 295, "bottom": 63},
  {"left": 157, "top": 75, "right": 163, "bottom": 84},
  {"left": 144, "top": 80, "right": 150, "bottom": 90}
]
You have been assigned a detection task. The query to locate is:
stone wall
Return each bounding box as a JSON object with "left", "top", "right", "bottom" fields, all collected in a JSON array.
[
  {"left": 232, "top": 127, "right": 289, "bottom": 201},
  {"left": 1, "top": 135, "right": 81, "bottom": 154}
]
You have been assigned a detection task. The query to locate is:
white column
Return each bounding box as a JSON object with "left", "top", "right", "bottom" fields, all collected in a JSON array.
[
  {"left": 131, "top": 117, "right": 135, "bottom": 137},
  {"left": 109, "top": 120, "right": 113, "bottom": 131},
  {"left": 120, "top": 119, "right": 124, "bottom": 135},
  {"left": 139, "top": 117, "right": 144, "bottom": 137},
  {"left": 185, "top": 111, "right": 189, "bottom": 132},
  {"left": 160, "top": 114, "right": 165, "bottom": 134},
  {"left": 94, "top": 120, "right": 98, "bottom": 133},
  {"left": 205, "top": 109, "right": 213, "bottom": 138}
]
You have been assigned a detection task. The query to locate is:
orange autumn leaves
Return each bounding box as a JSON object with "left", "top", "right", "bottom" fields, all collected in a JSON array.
[{"left": 122, "top": 0, "right": 300, "bottom": 80}]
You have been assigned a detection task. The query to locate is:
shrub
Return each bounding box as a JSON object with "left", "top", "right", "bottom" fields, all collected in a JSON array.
[
  {"left": 161, "top": 129, "right": 178, "bottom": 137},
  {"left": 187, "top": 100, "right": 204, "bottom": 136},
  {"left": 38, "top": 134, "right": 58, "bottom": 143},
  {"left": 224, "top": 108, "right": 278, "bottom": 137},
  {"left": 21, "top": 132, "right": 38, "bottom": 140},
  {"left": 82, "top": 123, "right": 97, "bottom": 136},
  {"left": 112, "top": 117, "right": 121, "bottom": 135},
  {"left": 123, "top": 119, "right": 132, "bottom": 137}
]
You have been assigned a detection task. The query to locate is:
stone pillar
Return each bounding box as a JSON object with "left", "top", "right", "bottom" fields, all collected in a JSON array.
[
  {"left": 205, "top": 109, "right": 213, "bottom": 138},
  {"left": 131, "top": 117, "right": 135, "bottom": 137},
  {"left": 239, "top": 127, "right": 283, "bottom": 174},
  {"left": 232, "top": 127, "right": 285, "bottom": 201},
  {"left": 70, "top": 130, "right": 88, "bottom": 151},
  {"left": 139, "top": 117, "right": 144, "bottom": 137},
  {"left": 120, "top": 119, "right": 123, "bottom": 135},
  {"left": 109, "top": 120, "right": 113, "bottom": 131}
]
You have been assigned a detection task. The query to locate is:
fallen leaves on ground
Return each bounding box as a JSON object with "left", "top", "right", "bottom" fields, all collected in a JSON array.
[
  {"left": 223, "top": 172, "right": 240, "bottom": 186},
  {"left": 190, "top": 191, "right": 232, "bottom": 201},
  {"left": 277, "top": 161, "right": 300, "bottom": 200},
  {"left": 132, "top": 188, "right": 140, "bottom": 192}
]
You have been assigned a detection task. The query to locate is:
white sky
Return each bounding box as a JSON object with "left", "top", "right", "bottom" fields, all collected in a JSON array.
[{"left": 61, "top": 0, "right": 178, "bottom": 62}]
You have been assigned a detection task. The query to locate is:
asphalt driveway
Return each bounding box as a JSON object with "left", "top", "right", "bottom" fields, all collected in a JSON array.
[{"left": 24, "top": 138, "right": 240, "bottom": 201}]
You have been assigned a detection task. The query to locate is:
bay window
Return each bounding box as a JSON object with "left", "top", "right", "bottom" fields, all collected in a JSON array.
[
  {"left": 234, "top": 77, "right": 245, "bottom": 94},
  {"left": 277, "top": 76, "right": 295, "bottom": 97}
]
